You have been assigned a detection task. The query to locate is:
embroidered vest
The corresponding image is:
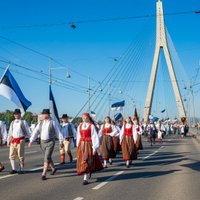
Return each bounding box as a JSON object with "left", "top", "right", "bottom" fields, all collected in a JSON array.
[{"left": 80, "top": 123, "right": 92, "bottom": 141}]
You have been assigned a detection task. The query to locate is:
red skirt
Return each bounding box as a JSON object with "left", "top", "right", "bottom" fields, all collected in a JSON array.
[
  {"left": 77, "top": 140, "right": 103, "bottom": 175},
  {"left": 121, "top": 136, "right": 137, "bottom": 161}
]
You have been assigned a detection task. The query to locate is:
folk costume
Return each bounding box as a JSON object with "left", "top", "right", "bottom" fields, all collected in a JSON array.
[
  {"left": 120, "top": 121, "right": 137, "bottom": 168},
  {"left": 29, "top": 109, "right": 63, "bottom": 180},
  {"left": 76, "top": 113, "right": 103, "bottom": 185},
  {"left": 7, "top": 109, "right": 31, "bottom": 174},
  {"left": 60, "top": 114, "right": 77, "bottom": 164},
  {"left": 99, "top": 122, "right": 118, "bottom": 168},
  {"left": 0, "top": 120, "right": 7, "bottom": 172}
]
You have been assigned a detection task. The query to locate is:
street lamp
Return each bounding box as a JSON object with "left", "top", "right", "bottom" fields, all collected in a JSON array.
[{"left": 49, "top": 62, "right": 71, "bottom": 85}]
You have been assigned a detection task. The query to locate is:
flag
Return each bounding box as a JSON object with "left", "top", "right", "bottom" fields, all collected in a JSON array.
[
  {"left": 133, "top": 108, "right": 139, "bottom": 122},
  {"left": 114, "top": 113, "right": 123, "bottom": 121},
  {"left": 161, "top": 109, "right": 166, "bottom": 113},
  {"left": 49, "top": 85, "right": 59, "bottom": 124},
  {"left": 90, "top": 111, "right": 96, "bottom": 117},
  {"left": 111, "top": 100, "right": 125, "bottom": 111},
  {"left": 0, "top": 67, "right": 31, "bottom": 113}
]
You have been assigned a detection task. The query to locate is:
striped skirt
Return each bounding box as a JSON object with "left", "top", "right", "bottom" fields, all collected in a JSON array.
[
  {"left": 77, "top": 140, "right": 103, "bottom": 175},
  {"left": 121, "top": 136, "right": 137, "bottom": 161},
  {"left": 101, "top": 135, "right": 116, "bottom": 160}
]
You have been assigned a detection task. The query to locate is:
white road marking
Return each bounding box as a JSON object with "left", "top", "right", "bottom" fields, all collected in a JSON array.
[
  {"left": 27, "top": 162, "right": 60, "bottom": 172},
  {"left": 0, "top": 162, "right": 61, "bottom": 180},
  {"left": 0, "top": 174, "right": 16, "bottom": 180},
  {"left": 92, "top": 171, "right": 124, "bottom": 190},
  {"left": 142, "top": 146, "right": 164, "bottom": 160},
  {"left": 73, "top": 197, "right": 84, "bottom": 200},
  {"left": 25, "top": 151, "right": 38, "bottom": 154}
]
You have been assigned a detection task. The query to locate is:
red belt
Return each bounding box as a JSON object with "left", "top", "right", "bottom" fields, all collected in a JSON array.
[{"left": 11, "top": 136, "right": 25, "bottom": 144}]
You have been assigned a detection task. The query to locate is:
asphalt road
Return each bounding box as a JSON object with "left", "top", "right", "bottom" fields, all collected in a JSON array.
[{"left": 0, "top": 135, "right": 200, "bottom": 200}]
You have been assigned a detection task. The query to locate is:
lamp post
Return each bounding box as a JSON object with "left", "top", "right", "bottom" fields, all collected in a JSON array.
[
  {"left": 88, "top": 76, "right": 91, "bottom": 113},
  {"left": 48, "top": 62, "right": 71, "bottom": 85}
]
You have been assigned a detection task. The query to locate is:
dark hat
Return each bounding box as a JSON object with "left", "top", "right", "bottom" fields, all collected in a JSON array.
[
  {"left": 41, "top": 109, "right": 50, "bottom": 115},
  {"left": 62, "top": 114, "right": 68, "bottom": 119},
  {"left": 14, "top": 109, "right": 21, "bottom": 114}
]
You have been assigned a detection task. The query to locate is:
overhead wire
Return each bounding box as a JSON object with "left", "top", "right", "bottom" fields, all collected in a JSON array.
[{"left": 0, "top": 10, "right": 198, "bottom": 30}]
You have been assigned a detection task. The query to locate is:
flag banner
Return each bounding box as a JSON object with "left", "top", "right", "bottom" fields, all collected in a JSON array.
[
  {"left": 114, "top": 113, "right": 123, "bottom": 121},
  {"left": 0, "top": 67, "right": 31, "bottom": 113},
  {"left": 111, "top": 106, "right": 124, "bottom": 111},
  {"left": 111, "top": 100, "right": 125, "bottom": 111},
  {"left": 161, "top": 109, "right": 166, "bottom": 113},
  {"left": 90, "top": 111, "right": 96, "bottom": 117},
  {"left": 49, "top": 85, "right": 60, "bottom": 124},
  {"left": 111, "top": 100, "right": 125, "bottom": 108}
]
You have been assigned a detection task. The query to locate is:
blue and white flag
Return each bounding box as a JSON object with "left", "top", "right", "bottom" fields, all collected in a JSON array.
[
  {"left": 114, "top": 113, "right": 123, "bottom": 121},
  {"left": 0, "top": 67, "right": 31, "bottom": 113},
  {"left": 111, "top": 100, "right": 125, "bottom": 111},
  {"left": 90, "top": 111, "right": 96, "bottom": 117},
  {"left": 161, "top": 109, "right": 166, "bottom": 113},
  {"left": 49, "top": 85, "right": 60, "bottom": 124}
]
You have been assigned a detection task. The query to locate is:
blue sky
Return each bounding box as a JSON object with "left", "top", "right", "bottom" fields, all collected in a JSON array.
[{"left": 0, "top": 0, "right": 199, "bottom": 120}]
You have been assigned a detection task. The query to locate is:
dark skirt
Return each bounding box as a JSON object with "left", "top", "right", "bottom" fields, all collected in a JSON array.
[
  {"left": 101, "top": 135, "right": 116, "bottom": 160},
  {"left": 112, "top": 136, "right": 120, "bottom": 154},
  {"left": 121, "top": 136, "right": 137, "bottom": 161},
  {"left": 77, "top": 140, "right": 103, "bottom": 175},
  {"left": 136, "top": 135, "right": 143, "bottom": 150}
]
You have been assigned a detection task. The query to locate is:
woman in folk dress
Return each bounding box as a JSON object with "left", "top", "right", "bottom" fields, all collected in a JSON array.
[
  {"left": 120, "top": 116, "right": 137, "bottom": 168},
  {"left": 99, "top": 116, "right": 118, "bottom": 168},
  {"left": 76, "top": 113, "right": 103, "bottom": 185}
]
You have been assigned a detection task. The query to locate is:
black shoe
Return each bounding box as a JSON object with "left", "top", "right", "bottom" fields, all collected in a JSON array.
[
  {"left": 109, "top": 161, "right": 113, "bottom": 165},
  {"left": 0, "top": 166, "right": 5, "bottom": 172},
  {"left": 83, "top": 180, "right": 89, "bottom": 185},
  {"left": 88, "top": 173, "right": 92, "bottom": 179},
  {"left": 18, "top": 170, "right": 24, "bottom": 174},
  {"left": 126, "top": 165, "right": 130, "bottom": 168},
  {"left": 41, "top": 176, "right": 46, "bottom": 181},
  {"left": 9, "top": 170, "right": 17, "bottom": 174},
  {"left": 50, "top": 168, "right": 57, "bottom": 175},
  {"left": 60, "top": 162, "right": 65, "bottom": 165}
]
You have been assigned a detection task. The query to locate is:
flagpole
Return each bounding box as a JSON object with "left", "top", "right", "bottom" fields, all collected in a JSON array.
[
  {"left": 48, "top": 59, "right": 52, "bottom": 111},
  {"left": 88, "top": 76, "right": 91, "bottom": 113},
  {"left": 0, "top": 64, "right": 10, "bottom": 83}
]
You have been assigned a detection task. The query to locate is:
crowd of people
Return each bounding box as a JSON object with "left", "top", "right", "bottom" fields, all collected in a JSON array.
[{"left": 0, "top": 108, "right": 189, "bottom": 185}]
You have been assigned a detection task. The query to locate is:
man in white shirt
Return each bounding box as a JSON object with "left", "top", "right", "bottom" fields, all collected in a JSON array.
[
  {"left": 60, "top": 114, "right": 76, "bottom": 164},
  {"left": 0, "top": 120, "right": 7, "bottom": 172},
  {"left": 29, "top": 109, "right": 63, "bottom": 181},
  {"left": 7, "top": 109, "right": 31, "bottom": 174}
]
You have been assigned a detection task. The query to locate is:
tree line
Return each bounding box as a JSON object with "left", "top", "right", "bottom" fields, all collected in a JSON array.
[{"left": 0, "top": 110, "right": 82, "bottom": 127}]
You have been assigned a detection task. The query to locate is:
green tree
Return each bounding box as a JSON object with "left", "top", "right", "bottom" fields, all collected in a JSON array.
[
  {"left": 72, "top": 117, "right": 82, "bottom": 127},
  {"left": 23, "top": 112, "right": 34, "bottom": 125},
  {"left": 5, "top": 110, "right": 15, "bottom": 126}
]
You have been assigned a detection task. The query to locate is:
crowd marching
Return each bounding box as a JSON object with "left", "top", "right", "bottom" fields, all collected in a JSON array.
[{"left": 0, "top": 108, "right": 189, "bottom": 185}]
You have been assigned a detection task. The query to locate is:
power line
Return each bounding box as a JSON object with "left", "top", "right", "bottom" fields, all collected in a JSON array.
[
  {"left": 0, "top": 59, "right": 90, "bottom": 92},
  {"left": 0, "top": 10, "right": 198, "bottom": 30},
  {"left": 0, "top": 35, "right": 99, "bottom": 84}
]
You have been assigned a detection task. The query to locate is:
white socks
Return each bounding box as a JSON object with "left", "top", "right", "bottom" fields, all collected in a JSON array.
[
  {"left": 109, "top": 158, "right": 112, "bottom": 163},
  {"left": 10, "top": 159, "right": 16, "bottom": 170},
  {"left": 19, "top": 162, "right": 24, "bottom": 171},
  {"left": 126, "top": 160, "right": 130, "bottom": 166},
  {"left": 103, "top": 160, "right": 107, "bottom": 167},
  {"left": 83, "top": 173, "right": 88, "bottom": 181}
]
